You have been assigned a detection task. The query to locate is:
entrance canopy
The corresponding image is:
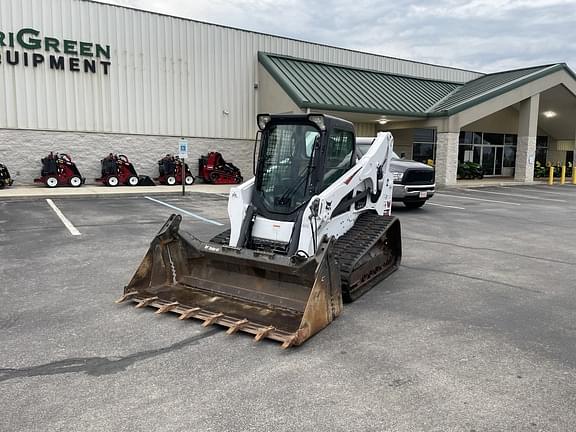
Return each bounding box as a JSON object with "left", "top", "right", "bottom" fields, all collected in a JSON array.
[{"left": 259, "top": 52, "right": 576, "bottom": 185}]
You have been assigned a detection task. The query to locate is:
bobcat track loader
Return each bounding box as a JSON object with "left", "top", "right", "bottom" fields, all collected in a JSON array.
[{"left": 117, "top": 114, "right": 401, "bottom": 348}]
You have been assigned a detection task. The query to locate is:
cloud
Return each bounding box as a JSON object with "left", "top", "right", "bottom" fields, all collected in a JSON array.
[{"left": 101, "top": 0, "right": 576, "bottom": 73}]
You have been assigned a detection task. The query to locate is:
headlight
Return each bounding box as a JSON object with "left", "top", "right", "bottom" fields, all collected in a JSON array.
[
  {"left": 391, "top": 171, "right": 403, "bottom": 182},
  {"left": 257, "top": 114, "right": 272, "bottom": 130}
]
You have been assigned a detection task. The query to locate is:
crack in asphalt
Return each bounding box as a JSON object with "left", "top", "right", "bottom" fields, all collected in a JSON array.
[
  {"left": 404, "top": 236, "right": 576, "bottom": 267},
  {"left": 400, "top": 264, "right": 543, "bottom": 294},
  {"left": 0, "top": 329, "right": 219, "bottom": 383}
]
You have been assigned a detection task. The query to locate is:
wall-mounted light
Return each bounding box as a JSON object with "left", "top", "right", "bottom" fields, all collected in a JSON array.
[
  {"left": 542, "top": 110, "right": 557, "bottom": 118},
  {"left": 222, "top": 109, "right": 230, "bottom": 115},
  {"left": 378, "top": 119, "right": 388, "bottom": 125}
]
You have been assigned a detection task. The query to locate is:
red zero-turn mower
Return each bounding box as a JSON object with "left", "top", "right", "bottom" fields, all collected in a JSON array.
[
  {"left": 156, "top": 155, "right": 195, "bottom": 185},
  {"left": 34, "top": 153, "right": 85, "bottom": 188},
  {"left": 95, "top": 154, "right": 155, "bottom": 187},
  {"left": 198, "top": 152, "right": 243, "bottom": 184},
  {"left": 0, "top": 163, "right": 14, "bottom": 189}
]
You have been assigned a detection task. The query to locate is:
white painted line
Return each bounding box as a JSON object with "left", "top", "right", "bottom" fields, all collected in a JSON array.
[
  {"left": 464, "top": 188, "right": 566, "bottom": 202},
  {"left": 427, "top": 202, "right": 466, "bottom": 210},
  {"left": 145, "top": 196, "right": 224, "bottom": 226},
  {"left": 437, "top": 193, "right": 521, "bottom": 206},
  {"left": 46, "top": 199, "right": 81, "bottom": 236}
]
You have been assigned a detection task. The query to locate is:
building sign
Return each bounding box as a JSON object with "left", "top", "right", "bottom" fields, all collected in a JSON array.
[{"left": 0, "top": 28, "right": 111, "bottom": 74}]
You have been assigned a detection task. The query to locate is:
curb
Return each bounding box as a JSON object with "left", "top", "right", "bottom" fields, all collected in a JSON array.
[{"left": 0, "top": 185, "right": 233, "bottom": 201}]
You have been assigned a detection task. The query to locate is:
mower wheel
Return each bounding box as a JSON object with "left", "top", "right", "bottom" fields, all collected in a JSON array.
[
  {"left": 46, "top": 176, "right": 58, "bottom": 188},
  {"left": 209, "top": 172, "right": 219, "bottom": 184},
  {"left": 70, "top": 176, "right": 83, "bottom": 187},
  {"left": 185, "top": 175, "right": 195, "bottom": 185},
  {"left": 128, "top": 176, "right": 139, "bottom": 186},
  {"left": 106, "top": 176, "right": 119, "bottom": 187},
  {"left": 166, "top": 176, "right": 176, "bottom": 185}
]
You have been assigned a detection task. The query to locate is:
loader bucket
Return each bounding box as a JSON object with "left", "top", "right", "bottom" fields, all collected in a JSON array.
[{"left": 117, "top": 214, "right": 343, "bottom": 348}]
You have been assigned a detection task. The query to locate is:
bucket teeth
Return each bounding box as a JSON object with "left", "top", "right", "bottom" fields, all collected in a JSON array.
[
  {"left": 155, "top": 302, "right": 179, "bottom": 314},
  {"left": 115, "top": 291, "right": 139, "bottom": 304},
  {"left": 135, "top": 296, "right": 159, "bottom": 308},
  {"left": 178, "top": 307, "right": 201, "bottom": 320},
  {"left": 281, "top": 335, "right": 298, "bottom": 349},
  {"left": 202, "top": 312, "right": 224, "bottom": 327},
  {"left": 226, "top": 319, "right": 249, "bottom": 335},
  {"left": 254, "top": 326, "right": 275, "bottom": 342}
]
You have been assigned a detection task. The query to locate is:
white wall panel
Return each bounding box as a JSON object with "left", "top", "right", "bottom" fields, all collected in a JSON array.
[{"left": 0, "top": 0, "right": 482, "bottom": 139}]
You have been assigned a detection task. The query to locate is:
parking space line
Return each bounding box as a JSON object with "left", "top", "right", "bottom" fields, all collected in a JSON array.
[
  {"left": 436, "top": 193, "right": 521, "bottom": 206},
  {"left": 46, "top": 199, "right": 81, "bottom": 236},
  {"left": 145, "top": 196, "right": 224, "bottom": 226},
  {"left": 427, "top": 202, "right": 466, "bottom": 210},
  {"left": 465, "top": 188, "right": 566, "bottom": 202}
]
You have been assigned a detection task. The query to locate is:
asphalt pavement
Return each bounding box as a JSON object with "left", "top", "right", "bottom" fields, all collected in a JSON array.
[{"left": 1, "top": 185, "right": 576, "bottom": 431}]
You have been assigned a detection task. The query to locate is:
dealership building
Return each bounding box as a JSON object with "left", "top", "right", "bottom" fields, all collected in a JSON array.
[{"left": 1, "top": 0, "right": 575, "bottom": 186}]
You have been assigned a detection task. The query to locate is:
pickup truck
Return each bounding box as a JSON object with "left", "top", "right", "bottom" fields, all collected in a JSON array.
[{"left": 357, "top": 137, "right": 435, "bottom": 208}]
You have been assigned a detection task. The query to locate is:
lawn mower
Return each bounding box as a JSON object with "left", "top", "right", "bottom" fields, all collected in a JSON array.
[
  {"left": 95, "top": 154, "right": 155, "bottom": 186},
  {"left": 34, "top": 153, "right": 85, "bottom": 188},
  {"left": 198, "top": 152, "right": 243, "bottom": 184},
  {"left": 0, "top": 163, "right": 14, "bottom": 189},
  {"left": 155, "top": 154, "right": 195, "bottom": 185}
]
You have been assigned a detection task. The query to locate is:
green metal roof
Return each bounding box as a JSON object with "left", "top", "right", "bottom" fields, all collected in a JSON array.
[
  {"left": 259, "top": 52, "right": 574, "bottom": 118},
  {"left": 429, "top": 64, "right": 565, "bottom": 114},
  {"left": 258, "top": 52, "right": 460, "bottom": 117}
]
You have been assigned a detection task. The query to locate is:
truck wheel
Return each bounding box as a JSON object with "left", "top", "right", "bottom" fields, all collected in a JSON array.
[
  {"left": 70, "top": 176, "right": 83, "bottom": 187},
  {"left": 405, "top": 200, "right": 426, "bottom": 209},
  {"left": 46, "top": 176, "right": 58, "bottom": 188},
  {"left": 107, "top": 176, "right": 119, "bottom": 187},
  {"left": 166, "top": 176, "right": 176, "bottom": 185},
  {"left": 128, "top": 176, "right": 139, "bottom": 186}
]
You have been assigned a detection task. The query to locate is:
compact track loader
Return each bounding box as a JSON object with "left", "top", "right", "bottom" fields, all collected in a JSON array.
[{"left": 117, "top": 114, "right": 401, "bottom": 348}]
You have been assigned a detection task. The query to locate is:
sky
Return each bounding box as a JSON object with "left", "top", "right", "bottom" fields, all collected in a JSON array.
[{"left": 102, "top": 0, "right": 576, "bottom": 73}]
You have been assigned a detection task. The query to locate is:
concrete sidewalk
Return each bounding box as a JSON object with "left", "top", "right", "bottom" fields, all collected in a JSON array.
[{"left": 0, "top": 183, "right": 234, "bottom": 200}]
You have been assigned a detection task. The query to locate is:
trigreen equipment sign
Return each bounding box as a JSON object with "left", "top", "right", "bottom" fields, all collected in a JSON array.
[{"left": 0, "top": 28, "right": 111, "bottom": 74}]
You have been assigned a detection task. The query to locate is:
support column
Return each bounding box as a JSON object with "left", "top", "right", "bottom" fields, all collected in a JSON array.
[
  {"left": 515, "top": 94, "right": 540, "bottom": 182},
  {"left": 435, "top": 131, "right": 460, "bottom": 187}
]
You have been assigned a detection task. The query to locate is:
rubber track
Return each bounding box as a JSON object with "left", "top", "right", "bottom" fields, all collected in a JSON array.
[{"left": 332, "top": 212, "right": 398, "bottom": 301}]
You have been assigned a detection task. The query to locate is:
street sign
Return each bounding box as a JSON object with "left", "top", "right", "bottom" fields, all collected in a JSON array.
[{"left": 178, "top": 138, "right": 188, "bottom": 159}]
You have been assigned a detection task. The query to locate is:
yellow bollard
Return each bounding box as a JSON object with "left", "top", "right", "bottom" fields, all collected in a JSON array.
[
  {"left": 560, "top": 165, "right": 566, "bottom": 185},
  {"left": 548, "top": 166, "right": 554, "bottom": 185}
]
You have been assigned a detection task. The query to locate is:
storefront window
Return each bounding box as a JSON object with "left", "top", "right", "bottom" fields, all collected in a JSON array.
[
  {"left": 412, "top": 129, "right": 436, "bottom": 163},
  {"left": 536, "top": 136, "right": 548, "bottom": 165}
]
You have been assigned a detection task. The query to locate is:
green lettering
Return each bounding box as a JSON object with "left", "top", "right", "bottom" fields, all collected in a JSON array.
[
  {"left": 95, "top": 44, "right": 110, "bottom": 59},
  {"left": 17, "top": 28, "right": 41, "bottom": 50},
  {"left": 79, "top": 41, "right": 93, "bottom": 57},
  {"left": 44, "top": 37, "right": 60, "bottom": 53},
  {"left": 63, "top": 39, "right": 77, "bottom": 55},
  {"left": 0, "top": 32, "right": 5, "bottom": 47}
]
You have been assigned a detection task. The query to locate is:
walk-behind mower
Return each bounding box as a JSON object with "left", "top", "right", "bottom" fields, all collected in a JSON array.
[
  {"left": 0, "top": 163, "right": 14, "bottom": 189},
  {"left": 155, "top": 154, "right": 195, "bottom": 185},
  {"left": 34, "top": 153, "right": 85, "bottom": 188},
  {"left": 198, "top": 152, "right": 243, "bottom": 184},
  {"left": 95, "top": 154, "right": 155, "bottom": 186}
]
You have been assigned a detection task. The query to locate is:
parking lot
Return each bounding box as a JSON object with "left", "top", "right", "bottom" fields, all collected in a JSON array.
[{"left": 1, "top": 184, "right": 576, "bottom": 431}]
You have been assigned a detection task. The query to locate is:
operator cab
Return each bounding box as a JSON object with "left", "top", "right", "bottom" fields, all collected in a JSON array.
[{"left": 254, "top": 113, "right": 356, "bottom": 221}]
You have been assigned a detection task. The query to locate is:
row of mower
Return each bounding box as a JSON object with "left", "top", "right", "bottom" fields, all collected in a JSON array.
[
  {"left": 0, "top": 163, "right": 13, "bottom": 189},
  {"left": 24, "top": 151, "right": 242, "bottom": 188}
]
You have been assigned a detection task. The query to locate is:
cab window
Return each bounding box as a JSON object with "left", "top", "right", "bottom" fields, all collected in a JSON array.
[{"left": 322, "top": 129, "right": 354, "bottom": 190}]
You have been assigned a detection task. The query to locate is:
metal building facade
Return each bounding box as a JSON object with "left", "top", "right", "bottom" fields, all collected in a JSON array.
[{"left": 0, "top": 0, "right": 482, "bottom": 140}]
